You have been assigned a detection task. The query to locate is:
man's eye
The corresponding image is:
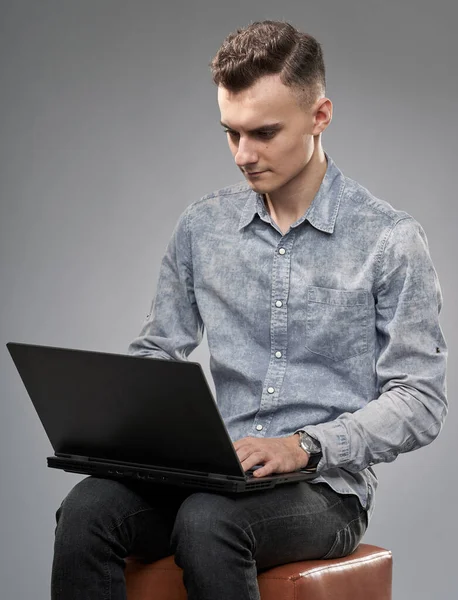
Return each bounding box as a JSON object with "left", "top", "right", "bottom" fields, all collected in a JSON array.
[
  {"left": 223, "top": 129, "right": 275, "bottom": 140},
  {"left": 257, "top": 131, "right": 276, "bottom": 139},
  {"left": 224, "top": 129, "right": 239, "bottom": 138}
]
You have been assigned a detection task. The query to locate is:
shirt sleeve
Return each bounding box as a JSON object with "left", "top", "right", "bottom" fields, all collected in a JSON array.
[
  {"left": 301, "top": 216, "right": 448, "bottom": 474},
  {"left": 127, "top": 207, "right": 204, "bottom": 360}
]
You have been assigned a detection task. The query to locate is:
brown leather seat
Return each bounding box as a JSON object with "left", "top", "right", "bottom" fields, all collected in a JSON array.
[{"left": 125, "top": 543, "right": 392, "bottom": 600}]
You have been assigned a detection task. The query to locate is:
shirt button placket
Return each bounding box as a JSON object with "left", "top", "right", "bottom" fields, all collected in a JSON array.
[{"left": 254, "top": 234, "right": 294, "bottom": 436}]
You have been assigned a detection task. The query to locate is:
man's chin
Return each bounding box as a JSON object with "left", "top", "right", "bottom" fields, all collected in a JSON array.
[{"left": 245, "top": 178, "right": 269, "bottom": 194}]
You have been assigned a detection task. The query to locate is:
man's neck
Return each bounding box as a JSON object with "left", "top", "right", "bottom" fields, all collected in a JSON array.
[{"left": 264, "top": 146, "right": 328, "bottom": 235}]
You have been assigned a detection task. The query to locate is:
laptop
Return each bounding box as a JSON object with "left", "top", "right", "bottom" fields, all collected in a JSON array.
[{"left": 7, "top": 342, "right": 316, "bottom": 493}]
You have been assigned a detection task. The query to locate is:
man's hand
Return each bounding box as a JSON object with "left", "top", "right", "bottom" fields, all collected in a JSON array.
[{"left": 233, "top": 435, "right": 310, "bottom": 478}]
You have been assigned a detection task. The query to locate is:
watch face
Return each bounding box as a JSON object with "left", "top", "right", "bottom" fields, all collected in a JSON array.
[{"left": 300, "top": 432, "right": 320, "bottom": 454}]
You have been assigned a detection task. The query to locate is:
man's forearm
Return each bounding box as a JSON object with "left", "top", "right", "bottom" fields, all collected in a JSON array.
[{"left": 302, "top": 381, "right": 447, "bottom": 474}]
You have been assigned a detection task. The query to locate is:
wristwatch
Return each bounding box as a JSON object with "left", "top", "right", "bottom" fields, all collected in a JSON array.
[{"left": 297, "top": 431, "right": 322, "bottom": 471}]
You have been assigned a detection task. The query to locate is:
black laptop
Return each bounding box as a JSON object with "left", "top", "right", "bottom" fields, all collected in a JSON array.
[{"left": 7, "top": 342, "right": 316, "bottom": 492}]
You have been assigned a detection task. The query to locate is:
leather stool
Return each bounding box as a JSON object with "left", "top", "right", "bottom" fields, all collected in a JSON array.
[{"left": 125, "top": 543, "right": 392, "bottom": 600}]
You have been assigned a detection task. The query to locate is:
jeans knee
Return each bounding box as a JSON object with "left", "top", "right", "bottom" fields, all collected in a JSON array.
[
  {"left": 171, "top": 493, "right": 253, "bottom": 565},
  {"left": 173, "top": 493, "right": 230, "bottom": 534}
]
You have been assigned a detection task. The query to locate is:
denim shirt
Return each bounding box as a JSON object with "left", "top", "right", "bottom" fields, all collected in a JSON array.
[{"left": 128, "top": 153, "right": 448, "bottom": 521}]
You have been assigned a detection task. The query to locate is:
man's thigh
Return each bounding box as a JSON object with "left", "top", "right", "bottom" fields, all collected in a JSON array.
[
  {"left": 56, "top": 476, "right": 191, "bottom": 562},
  {"left": 241, "top": 481, "right": 368, "bottom": 569},
  {"left": 174, "top": 481, "right": 367, "bottom": 571}
]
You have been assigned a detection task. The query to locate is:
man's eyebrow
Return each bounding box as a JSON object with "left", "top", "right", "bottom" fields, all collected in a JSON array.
[{"left": 220, "top": 121, "right": 283, "bottom": 133}]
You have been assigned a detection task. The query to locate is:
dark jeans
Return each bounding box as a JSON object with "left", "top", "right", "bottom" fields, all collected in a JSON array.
[{"left": 51, "top": 476, "right": 368, "bottom": 600}]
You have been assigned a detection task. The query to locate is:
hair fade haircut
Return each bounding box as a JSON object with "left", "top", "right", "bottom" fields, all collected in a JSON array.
[{"left": 210, "top": 20, "right": 326, "bottom": 108}]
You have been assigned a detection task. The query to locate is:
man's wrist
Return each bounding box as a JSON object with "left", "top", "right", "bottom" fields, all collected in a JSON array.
[{"left": 296, "top": 431, "right": 322, "bottom": 471}]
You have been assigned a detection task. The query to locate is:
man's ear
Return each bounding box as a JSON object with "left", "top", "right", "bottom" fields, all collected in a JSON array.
[{"left": 312, "top": 97, "right": 332, "bottom": 135}]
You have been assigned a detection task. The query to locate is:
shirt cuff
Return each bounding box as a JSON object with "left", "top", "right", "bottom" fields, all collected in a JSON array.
[{"left": 299, "top": 420, "right": 350, "bottom": 473}]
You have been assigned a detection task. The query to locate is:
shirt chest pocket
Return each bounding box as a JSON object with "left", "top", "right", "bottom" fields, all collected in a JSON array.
[{"left": 305, "top": 286, "right": 370, "bottom": 361}]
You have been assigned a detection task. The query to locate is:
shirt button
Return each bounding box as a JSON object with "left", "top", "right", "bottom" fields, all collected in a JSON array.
[
  {"left": 267, "top": 387, "right": 275, "bottom": 394},
  {"left": 278, "top": 248, "right": 286, "bottom": 255},
  {"left": 275, "top": 300, "right": 283, "bottom": 308},
  {"left": 275, "top": 351, "right": 282, "bottom": 359},
  {"left": 256, "top": 424, "right": 263, "bottom": 431}
]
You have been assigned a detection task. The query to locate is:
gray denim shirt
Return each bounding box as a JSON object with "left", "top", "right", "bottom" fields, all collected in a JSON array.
[{"left": 128, "top": 153, "right": 447, "bottom": 521}]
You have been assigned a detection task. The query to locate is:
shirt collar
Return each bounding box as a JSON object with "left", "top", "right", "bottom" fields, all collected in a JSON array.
[{"left": 238, "top": 153, "right": 345, "bottom": 234}]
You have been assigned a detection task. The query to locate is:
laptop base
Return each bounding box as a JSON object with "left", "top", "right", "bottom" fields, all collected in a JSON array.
[{"left": 48, "top": 455, "right": 315, "bottom": 493}]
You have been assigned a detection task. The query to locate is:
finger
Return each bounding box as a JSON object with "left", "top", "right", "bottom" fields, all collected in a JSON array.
[
  {"left": 233, "top": 437, "right": 253, "bottom": 451},
  {"left": 253, "top": 454, "right": 288, "bottom": 477},
  {"left": 235, "top": 440, "right": 263, "bottom": 460},
  {"left": 240, "top": 450, "right": 267, "bottom": 472},
  {"left": 235, "top": 447, "right": 254, "bottom": 464},
  {"left": 252, "top": 461, "right": 275, "bottom": 477},
  {"left": 235, "top": 440, "right": 259, "bottom": 458}
]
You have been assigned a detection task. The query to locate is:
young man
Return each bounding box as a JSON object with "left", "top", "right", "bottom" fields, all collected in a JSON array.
[{"left": 52, "top": 21, "right": 447, "bottom": 600}]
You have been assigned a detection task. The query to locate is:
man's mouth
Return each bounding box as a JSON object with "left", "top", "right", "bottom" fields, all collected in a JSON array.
[{"left": 245, "top": 171, "right": 265, "bottom": 177}]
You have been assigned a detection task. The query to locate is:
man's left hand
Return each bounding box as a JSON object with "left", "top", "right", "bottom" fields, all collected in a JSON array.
[{"left": 233, "top": 435, "right": 309, "bottom": 478}]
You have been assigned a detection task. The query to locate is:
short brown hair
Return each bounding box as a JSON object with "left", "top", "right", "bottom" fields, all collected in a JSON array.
[{"left": 210, "top": 20, "right": 326, "bottom": 107}]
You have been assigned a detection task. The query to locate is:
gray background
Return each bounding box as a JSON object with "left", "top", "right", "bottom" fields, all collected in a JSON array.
[{"left": 1, "top": 1, "right": 456, "bottom": 598}]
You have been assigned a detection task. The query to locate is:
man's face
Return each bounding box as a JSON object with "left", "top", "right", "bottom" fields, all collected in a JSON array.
[{"left": 218, "top": 74, "right": 324, "bottom": 196}]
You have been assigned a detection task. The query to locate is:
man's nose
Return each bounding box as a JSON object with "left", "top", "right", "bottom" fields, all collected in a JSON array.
[{"left": 234, "top": 138, "right": 258, "bottom": 168}]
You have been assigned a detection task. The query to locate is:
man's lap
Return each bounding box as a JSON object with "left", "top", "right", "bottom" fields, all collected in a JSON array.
[{"left": 58, "top": 476, "right": 367, "bottom": 568}]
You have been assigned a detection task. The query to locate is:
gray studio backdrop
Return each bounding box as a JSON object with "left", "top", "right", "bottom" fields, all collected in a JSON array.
[{"left": 1, "top": 1, "right": 457, "bottom": 598}]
